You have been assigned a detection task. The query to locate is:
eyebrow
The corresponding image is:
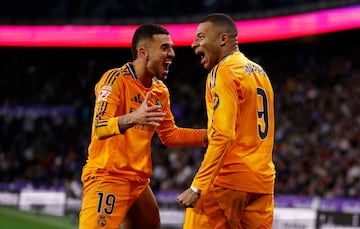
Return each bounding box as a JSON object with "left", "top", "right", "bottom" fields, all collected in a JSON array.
[{"left": 160, "top": 43, "right": 173, "bottom": 48}]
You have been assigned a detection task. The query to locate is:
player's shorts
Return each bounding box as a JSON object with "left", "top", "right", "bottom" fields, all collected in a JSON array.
[
  {"left": 183, "top": 186, "right": 274, "bottom": 229},
  {"left": 79, "top": 171, "right": 149, "bottom": 229}
]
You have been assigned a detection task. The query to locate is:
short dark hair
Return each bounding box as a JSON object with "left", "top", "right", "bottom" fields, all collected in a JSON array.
[
  {"left": 131, "top": 23, "right": 170, "bottom": 60},
  {"left": 201, "top": 13, "right": 237, "bottom": 37}
]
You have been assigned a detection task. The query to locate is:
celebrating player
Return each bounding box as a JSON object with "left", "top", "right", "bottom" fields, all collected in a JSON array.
[
  {"left": 79, "top": 23, "right": 207, "bottom": 229},
  {"left": 177, "top": 13, "right": 276, "bottom": 229}
]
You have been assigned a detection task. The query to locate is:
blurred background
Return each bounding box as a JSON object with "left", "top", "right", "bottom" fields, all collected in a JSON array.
[{"left": 0, "top": 0, "right": 359, "bottom": 228}]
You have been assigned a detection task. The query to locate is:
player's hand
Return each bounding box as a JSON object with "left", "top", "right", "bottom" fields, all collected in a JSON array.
[
  {"left": 177, "top": 188, "right": 200, "bottom": 208},
  {"left": 132, "top": 92, "right": 166, "bottom": 126}
]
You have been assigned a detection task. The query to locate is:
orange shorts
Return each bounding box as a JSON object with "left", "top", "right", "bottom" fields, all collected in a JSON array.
[
  {"left": 183, "top": 186, "right": 274, "bottom": 229},
  {"left": 79, "top": 173, "right": 149, "bottom": 229}
]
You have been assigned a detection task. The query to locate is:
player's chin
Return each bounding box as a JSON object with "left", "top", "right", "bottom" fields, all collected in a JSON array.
[
  {"left": 157, "top": 72, "right": 168, "bottom": 80},
  {"left": 201, "top": 58, "right": 212, "bottom": 70},
  {"left": 203, "top": 63, "right": 212, "bottom": 70},
  {"left": 202, "top": 61, "right": 216, "bottom": 70}
]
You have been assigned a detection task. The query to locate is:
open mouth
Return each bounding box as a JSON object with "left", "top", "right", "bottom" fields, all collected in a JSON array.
[
  {"left": 162, "top": 61, "right": 172, "bottom": 74},
  {"left": 197, "top": 51, "right": 206, "bottom": 65}
]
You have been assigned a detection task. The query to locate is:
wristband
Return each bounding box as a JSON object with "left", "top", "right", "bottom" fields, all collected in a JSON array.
[{"left": 190, "top": 186, "right": 201, "bottom": 194}]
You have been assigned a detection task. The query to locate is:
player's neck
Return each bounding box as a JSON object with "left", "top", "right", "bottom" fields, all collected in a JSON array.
[{"left": 132, "top": 60, "right": 153, "bottom": 88}]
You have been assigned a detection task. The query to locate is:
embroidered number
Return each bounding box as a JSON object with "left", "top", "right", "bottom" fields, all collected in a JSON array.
[{"left": 257, "top": 87, "right": 269, "bottom": 140}]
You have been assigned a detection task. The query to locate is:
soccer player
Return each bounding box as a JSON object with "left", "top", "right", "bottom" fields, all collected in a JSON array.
[
  {"left": 177, "top": 13, "right": 276, "bottom": 228},
  {"left": 79, "top": 24, "right": 207, "bottom": 229}
]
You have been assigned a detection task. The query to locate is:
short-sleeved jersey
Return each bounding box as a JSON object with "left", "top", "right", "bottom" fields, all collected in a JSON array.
[
  {"left": 192, "top": 52, "right": 275, "bottom": 194},
  {"left": 82, "top": 63, "right": 206, "bottom": 182}
]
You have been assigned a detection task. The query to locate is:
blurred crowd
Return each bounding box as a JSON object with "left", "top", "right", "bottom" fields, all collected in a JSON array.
[
  {"left": 0, "top": 28, "right": 359, "bottom": 199},
  {"left": 0, "top": 0, "right": 355, "bottom": 24}
]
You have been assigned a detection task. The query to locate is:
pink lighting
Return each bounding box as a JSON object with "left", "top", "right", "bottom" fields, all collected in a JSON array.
[{"left": 0, "top": 5, "right": 359, "bottom": 47}]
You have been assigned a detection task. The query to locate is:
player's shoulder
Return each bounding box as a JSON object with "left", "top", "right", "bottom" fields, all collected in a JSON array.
[
  {"left": 152, "top": 77, "right": 167, "bottom": 87},
  {"left": 99, "top": 64, "right": 133, "bottom": 83},
  {"left": 226, "top": 52, "right": 266, "bottom": 75},
  {"left": 103, "top": 64, "right": 131, "bottom": 78},
  {"left": 100, "top": 67, "right": 119, "bottom": 80},
  {"left": 217, "top": 52, "right": 245, "bottom": 75},
  {"left": 151, "top": 78, "right": 169, "bottom": 93},
  {"left": 221, "top": 51, "right": 247, "bottom": 67}
]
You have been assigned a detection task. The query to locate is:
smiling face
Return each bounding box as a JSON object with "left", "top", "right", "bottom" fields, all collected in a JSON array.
[
  {"left": 145, "top": 34, "right": 175, "bottom": 80},
  {"left": 192, "top": 21, "right": 223, "bottom": 70}
]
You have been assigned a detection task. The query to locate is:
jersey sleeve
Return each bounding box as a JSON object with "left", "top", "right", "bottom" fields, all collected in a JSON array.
[
  {"left": 192, "top": 64, "right": 238, "bottom": 191},
  {"left": 155, "top": 86, "right": 206, "bottom": 147},
  {"left": 92, "top": 69, "right": 122, "bottom": 139}
]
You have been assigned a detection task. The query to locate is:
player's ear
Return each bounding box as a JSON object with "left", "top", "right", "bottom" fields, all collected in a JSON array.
[
  {"left": 138, "top": 47, "right": 149, "bottom": 60},
  {"left": 220, "top": 33, "right": 228, "bottom": 46}
]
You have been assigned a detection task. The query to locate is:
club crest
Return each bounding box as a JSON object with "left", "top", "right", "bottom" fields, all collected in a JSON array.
[{"left": 98, "top": 215, "right": 106, "bottom": 227}]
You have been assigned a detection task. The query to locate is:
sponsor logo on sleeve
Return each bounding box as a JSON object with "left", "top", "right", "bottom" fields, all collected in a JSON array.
[{"left": 97, "top": 85, "right": 112, "bottom": 102}]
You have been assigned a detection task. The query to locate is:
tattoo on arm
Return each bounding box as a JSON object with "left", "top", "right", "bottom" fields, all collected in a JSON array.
[{"left": 118, "top": 114, "right": 134, "bottom": 134}]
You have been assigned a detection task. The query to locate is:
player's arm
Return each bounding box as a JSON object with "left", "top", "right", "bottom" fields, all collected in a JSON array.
[
  {"left": 157, "top": 125, "right": 207, "bottom": 147},
  {"left": 93, "top": 70, "right": 165, "bottom": 139},
  {"left": 94, "top": 92, "right": 165, "bottom": 138},
  {"left": 155, "top": 94, "right": 207, "bottom": 147},
  {"left": 92, "top": 69, "right": 122, "bottom": 139},
  {"left": 177, "top": 66, "right": 237, "bottom": 208},
  {"left": 191, "top": 66, "right": 237, "bottom": 191}
]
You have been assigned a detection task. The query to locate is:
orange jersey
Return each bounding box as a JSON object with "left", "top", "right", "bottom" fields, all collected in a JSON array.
[
  {"left": 192, "top": 52, "right": 275, "bottom": 193},
  {"left": 82, "top": 63, "right": 206, "bottom": 181}
]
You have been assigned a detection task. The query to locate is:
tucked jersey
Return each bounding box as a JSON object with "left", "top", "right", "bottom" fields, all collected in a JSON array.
[
  {"left": 82, "top": 63, "right": 206, "bottom": 182},
  {"left": 192, "top": 51, "right": 275, "bottom": 194}
]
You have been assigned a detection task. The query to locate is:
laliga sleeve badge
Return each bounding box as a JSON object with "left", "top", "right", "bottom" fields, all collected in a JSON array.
[
  {"left": 98, "top": 215, "right": 106, "bottom": 227},
  {"left": 97, "top": 85, "right": 112, "bottom": 102}
]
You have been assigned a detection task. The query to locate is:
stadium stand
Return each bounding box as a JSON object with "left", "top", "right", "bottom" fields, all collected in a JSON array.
[
  {"left": 0, "top": 0, "right": 359, "bottom": 24},
  {"left": 0, "top": 28, "right": 359, "bottom": 199},
  {"left": 0, "top": 1, "right": 359, "bottom": 228}
]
